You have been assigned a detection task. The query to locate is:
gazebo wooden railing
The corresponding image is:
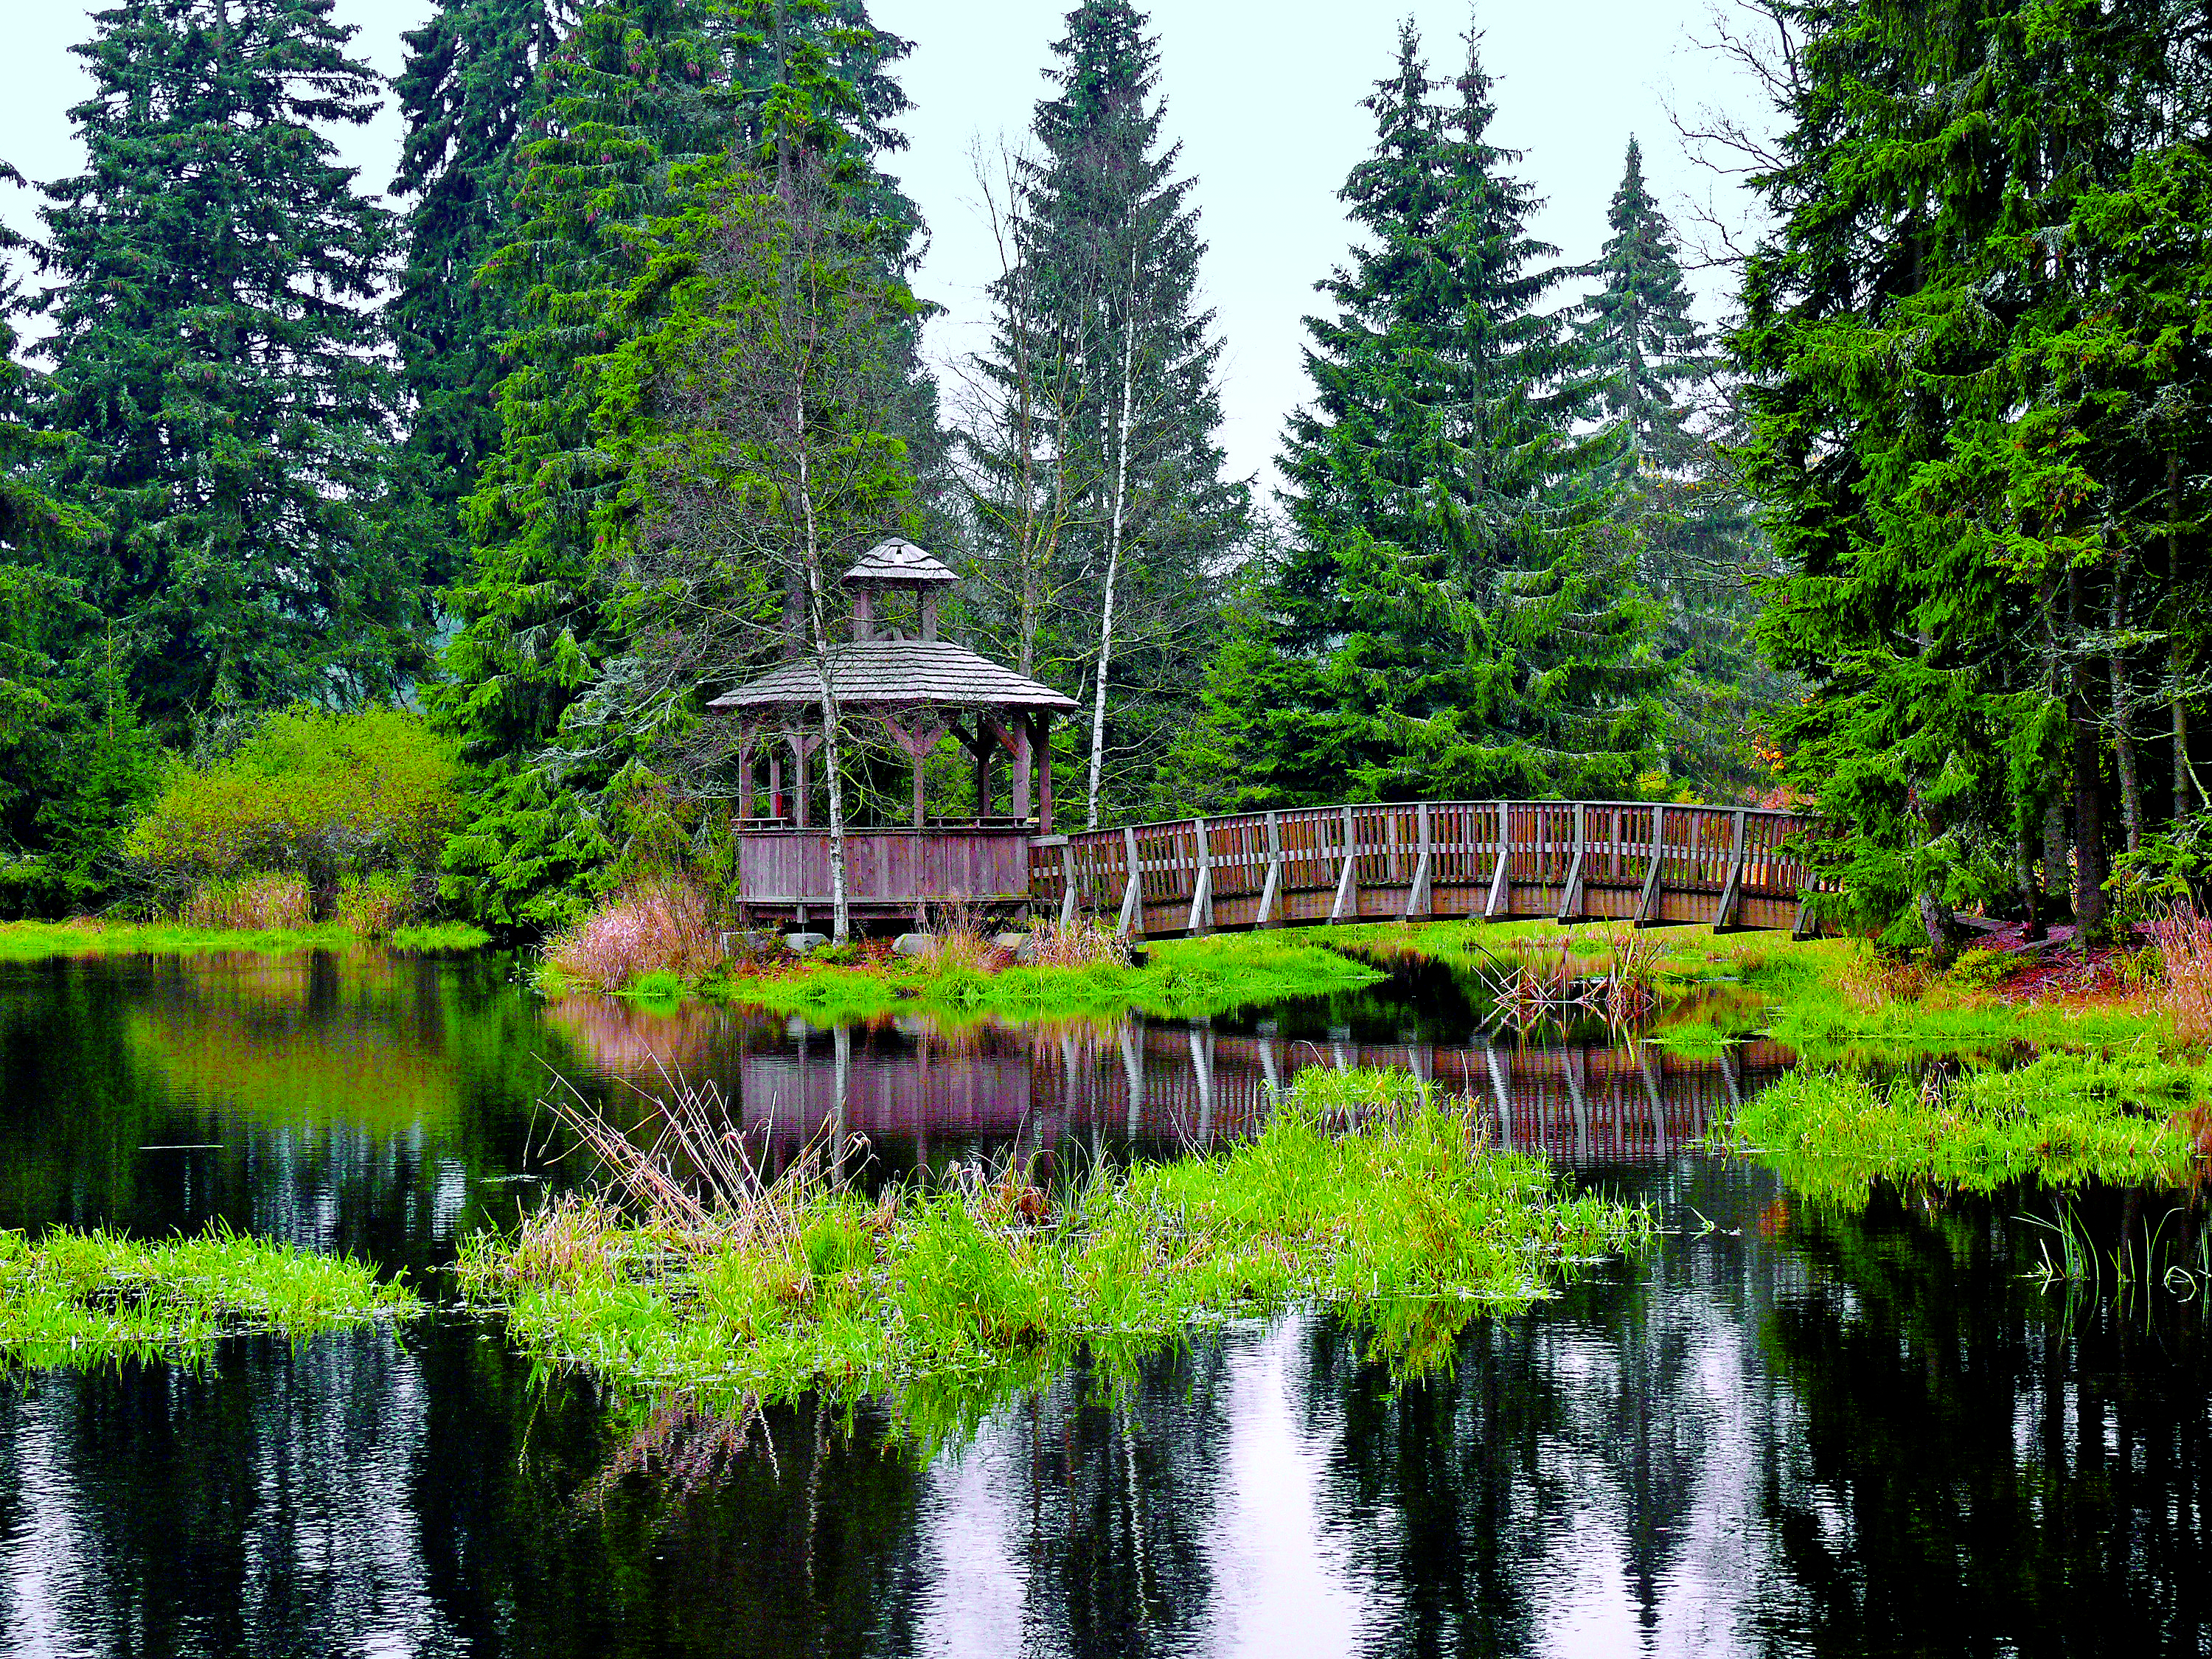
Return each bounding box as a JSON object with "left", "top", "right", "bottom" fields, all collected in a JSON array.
[{"left": 1029, "top": 799, "right": 1825, "bottom": 939}]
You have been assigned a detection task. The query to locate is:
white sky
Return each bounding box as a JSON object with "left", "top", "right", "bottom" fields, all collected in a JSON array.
[{"left": 0, "top": 0, "right": 1764, "bottom": 496}]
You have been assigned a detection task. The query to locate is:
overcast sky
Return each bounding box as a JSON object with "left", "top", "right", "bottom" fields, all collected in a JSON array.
[{"left": 0, "top": 0, "right": 1767, "bottom": 496}]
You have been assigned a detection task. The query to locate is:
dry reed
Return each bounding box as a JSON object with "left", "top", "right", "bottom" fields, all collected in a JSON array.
[
  {"left": 544, "top": 877, "right": 724, "bottom": 992},
  {"left": 2151, "top": 904, "right": 2212, "bottom": 1047},
  {"left": 181, "top": 871, "right": 313, "bottom": 931},
  {"left": 1023, "top": 915, "right": 1133, "bottom": 968}
]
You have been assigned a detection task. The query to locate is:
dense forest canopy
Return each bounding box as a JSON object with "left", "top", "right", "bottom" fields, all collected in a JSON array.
[{"left": 0, "top": 0, "right": 2203, "bottom": 947}]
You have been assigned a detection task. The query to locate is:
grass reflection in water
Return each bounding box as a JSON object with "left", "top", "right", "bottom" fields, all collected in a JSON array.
[{"left": 458, "top": 1066, "right": 1655, "bottom": 1423}]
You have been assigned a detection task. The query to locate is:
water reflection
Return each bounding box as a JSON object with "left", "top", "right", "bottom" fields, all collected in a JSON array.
[
  {"left": 0, "top": 1166, "right": 2203, "bottom": 1655},
  {"left": 548, "top": 992, "right": 1796, "bottom": 1181},
  {"left": 0, "top": 953, "right": 2205, "bottom": 1655}
]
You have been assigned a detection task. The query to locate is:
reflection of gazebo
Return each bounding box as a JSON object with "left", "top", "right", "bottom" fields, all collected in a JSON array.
[{"left": 709, "top": 540, "right": 1078, "bottom": 928}]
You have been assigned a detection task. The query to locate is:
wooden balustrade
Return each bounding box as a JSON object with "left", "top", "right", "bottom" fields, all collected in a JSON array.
[{"left": 1030, "top": 799, "right": 1823, "bottom": 938}]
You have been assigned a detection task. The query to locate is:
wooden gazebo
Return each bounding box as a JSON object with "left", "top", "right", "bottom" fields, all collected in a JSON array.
[{"left": 709, "top": 540, "right": 1078, "bottom": 928}]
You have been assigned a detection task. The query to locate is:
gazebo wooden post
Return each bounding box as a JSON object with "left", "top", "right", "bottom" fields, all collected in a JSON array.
[
  {"left": 1032, "top": 712, "right": 1054, "bottom": 837},
  {"left": 1012, "top": 713, "right": 1033, "bottom": 825},
  {"left": 769, "top": 752, "right": 785, "bottom": 821},
  {"left": 973, "top": 723, "right": 993, "bottom": 821},
  {"left": 790, "top": 729, "right": 811, "bottom": 830},
  {"left": 737, "top": 721, "right": 756, "bottom": 821}
]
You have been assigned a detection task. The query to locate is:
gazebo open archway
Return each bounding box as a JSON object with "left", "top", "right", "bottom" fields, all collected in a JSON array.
[{"left": 709, "top": 540, "right": 1078, "bottom": 928}]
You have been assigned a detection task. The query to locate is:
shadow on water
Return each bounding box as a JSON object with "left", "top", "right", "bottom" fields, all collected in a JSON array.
[{"left": 0, "top": 952, "right": 2205, "bottom": 1654}]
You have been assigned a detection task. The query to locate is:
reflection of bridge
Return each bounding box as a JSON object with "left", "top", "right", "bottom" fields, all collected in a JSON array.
[
  {"left": 738, "top": 1023, "right": 1793, "bottom": 1170},
  {"left": 1028, "top": 801, "right": 1823, "bottom": 938}
]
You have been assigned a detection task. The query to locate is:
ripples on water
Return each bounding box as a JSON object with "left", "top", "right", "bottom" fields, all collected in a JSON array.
[{"left": 0, "top": 951, "right": 2202, "bottom": 1657}]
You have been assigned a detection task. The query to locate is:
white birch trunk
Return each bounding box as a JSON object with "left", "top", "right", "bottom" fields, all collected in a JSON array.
[{"left": 1088, "top": 241, "right": 1141, "bottom": 830}]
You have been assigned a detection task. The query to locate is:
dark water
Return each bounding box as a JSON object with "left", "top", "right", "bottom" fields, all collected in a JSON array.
[{"left": 0, "top": 953, "right": 2205, "bottom": 1657}]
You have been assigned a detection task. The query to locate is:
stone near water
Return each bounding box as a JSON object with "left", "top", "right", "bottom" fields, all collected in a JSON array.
[
  {"left": 785, "top": 932, "right": 829, "bottom": 955},
  {"left": 992, "top": 931, "right": 1031, "bottom": 956},
  {"left": 891, "top": 933, "right": 936, "bottom": 958}
]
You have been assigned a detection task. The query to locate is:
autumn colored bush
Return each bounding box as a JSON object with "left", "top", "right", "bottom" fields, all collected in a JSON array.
[{"left": 544, "top": 877, "right": 725, "bottom": 992}]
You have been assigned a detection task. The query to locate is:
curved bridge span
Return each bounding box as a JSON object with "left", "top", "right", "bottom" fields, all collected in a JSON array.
[{"left": 1031, "top": 799, "right": 1821, "bottom": 939}]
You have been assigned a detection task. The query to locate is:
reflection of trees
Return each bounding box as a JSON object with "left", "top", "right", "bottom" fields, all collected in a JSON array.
[
  {"left": 1291, "top": 1158, "right": 1802, "bottom": 1657},
  {"left": 0, "top": 953, "right": 593, "bottom": 1274},
  {"left": 1759, "top": 1192, "right": 2212, "bottom": 1654}
]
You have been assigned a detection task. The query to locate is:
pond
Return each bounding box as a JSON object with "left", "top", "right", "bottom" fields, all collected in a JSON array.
[{"left": 0, "top": 950, "right": 2204, "bottom": 1657}]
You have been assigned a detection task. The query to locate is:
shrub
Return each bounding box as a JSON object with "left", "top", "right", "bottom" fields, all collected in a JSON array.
[
  {"left": 181, "top": 872, "right": 313, "bottom": 931},
  {"left": 1946, "top": 947, "right": 2017, "bottom": 992},
  {"left": 544, "top": 877, "right": 725, "bottom": 992},
  {"left": 331, "top": 872, "right": 412, "bottom": 939},
  {"left": 125, "top": 706, "right": 462, "bottom": 891}
]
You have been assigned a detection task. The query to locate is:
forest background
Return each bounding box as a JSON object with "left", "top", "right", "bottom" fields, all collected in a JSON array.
[{"left": 0, "top": 0, "right": 2205, "bottom": 952}]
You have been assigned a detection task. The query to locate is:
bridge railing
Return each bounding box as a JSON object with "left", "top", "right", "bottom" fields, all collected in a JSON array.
[{"left": 1029, "top": 799, "right": 1823, "bottom": 938}]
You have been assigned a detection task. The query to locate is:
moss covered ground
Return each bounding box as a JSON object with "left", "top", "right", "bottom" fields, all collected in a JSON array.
[{"left": 0, "top": 1222, "right": 421, "bottom": 1368}]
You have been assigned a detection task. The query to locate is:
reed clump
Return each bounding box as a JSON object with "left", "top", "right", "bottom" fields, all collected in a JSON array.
[
  {"left": 181, "top": 870, "right": 313, "bottom": 931},
  {"left": 0, "top": 1222, "right": 420, "bottom": 1369},
  {"left": 544, "top": 876, "right": 725, "bottom": 993},
  {"left": 1022, "top": 917, "right": 1133, "bottom": 969},
  {"left": 2151, "top": 905, "right": 2212, "bottom": 1048},
  {"left": 459, "top": 1066, "right": 1652, "bottom": 1407}
]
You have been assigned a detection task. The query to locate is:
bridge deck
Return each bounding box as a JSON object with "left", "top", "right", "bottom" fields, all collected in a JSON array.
[{"left": 1030, "top": 799, "right": 1823, "bottom": 938}]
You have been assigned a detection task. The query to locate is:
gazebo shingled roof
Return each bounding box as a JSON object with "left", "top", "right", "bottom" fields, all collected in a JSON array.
[
  {"left": 707, "top": 639, "right": 1078, "bottom": 713},
  {"left": 840, "top": 538, "right": 960, "bottom": 586}
]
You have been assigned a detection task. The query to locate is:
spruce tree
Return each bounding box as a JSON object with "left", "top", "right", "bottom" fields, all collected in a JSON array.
[
  {"left": 1576, "top": 138, "right": 1704, "bottom": 471},
  {"left": 37, "top": 0, "right": 420, "bottom": 737},
  {"left": 389, "top": 0, "right": 555, "bottom": 584},
  {"left": 0, "top": 162, "right": 161, "bottom": 911},
  {"left": 1736, "top": 0, "right": 2202, "bottom": 942},
  {"left": 964, "top": 0, "right": 1247, "bottom": 824},
  {"left": 1166, "top": 22, "right": 1656, "bottom": 808},
  {"left": 1578, "top": 139, "right": 1790, "bottom": 802},
  {"left": 434, "top": 0, "right": 930, "bottom": 927}
]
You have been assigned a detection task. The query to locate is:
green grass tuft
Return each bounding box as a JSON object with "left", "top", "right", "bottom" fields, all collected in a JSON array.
[
  {"left": 1716, "top": 1046, "right": 2205, "bottom": 1201},
  {"left": 0, "top": 1222, "right": 422, "bottom": 1368},
  {"left": 0, "top": 919, "right": 489, "bottom": 961},
  {"left": 457, "top": 1067, "right": 1652, "bottom": 1414}
]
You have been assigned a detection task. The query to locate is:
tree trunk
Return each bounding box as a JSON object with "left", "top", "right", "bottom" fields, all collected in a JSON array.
[
  {"left": 2070, "top": 564, "right": 2110, "bottom": 940},
  {"left": 2173, "top": 453, "right": 2195, "bottom": 819},
  {"left": 1088, "top": 250, "right": 1140, "bottom": 830},
  {"left": 2110, "top": 568, "right": 2142, "bottom": 855},
  {"left": 797, "top": 401, "right": 852, "bottom": 944},
  {"left": 2017, "top": 816, "right": 2044, "bottom": 942},
  {"left": 2042, "top": 793, "right": 2070, "bottom": 920}
]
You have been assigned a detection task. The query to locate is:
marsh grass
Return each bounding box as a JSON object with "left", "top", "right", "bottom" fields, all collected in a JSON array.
[
  {"left": 0, "top": 1222, "right": 420, "bottom": 1368},
  {"left": 0, "top": 918, "right": 491, "bottom": 961},
  {"left": 545, "top": 877, "right": 725, "bottom": 993},
  {"left": 181, "top": 871, "right": 313, "bottom": 931},
  {"left": 1715, "top": 1048, "right": 2205, "bottom": 1201},
  {"left": 459, "top": 1067, "right": 1652, "bottom": 1411},
  {"left": 700, "top": 931, "right": 1382, "bottom": 1026},
  {"left": 2151, "top": 905, "right": 2212, "bottom": 1048}
]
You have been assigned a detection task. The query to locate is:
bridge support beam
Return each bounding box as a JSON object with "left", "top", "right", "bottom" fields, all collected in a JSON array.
[
  {"left": 1329, "top": 806, "right": 1357, "bottom": 922},
  {"left": 1635, "top": 806, "right": 1668, "bottom": 928},
  {"left": 1556, "top": 802, "right": 1587, "bottom": 923},
  {"left": 1484, "top": 800, "right": 1511, "bottom": 919},
  {"left": 1714, "top": 809, "right": 1749, "bottom": 932},
  {"left": 1117, "top": 826, "right": 1143, "bottom": 939},
  {"left": 1256, "top": 810, "right": 1284, "bottom": 928},
  {"left": 1400, "top": 802, "right": 1433, "bottom": 922},
  {"left": 1185, "top": 818, "right": 1214, "bottom": 935}
]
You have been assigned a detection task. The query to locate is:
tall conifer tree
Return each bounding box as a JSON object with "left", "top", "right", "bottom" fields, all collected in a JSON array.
[
  {"left": 37, "top": 0, "right": 419, "bottom": 736},
  {"left": 1576, "top": 138, "right": 1704, "bottom": 471},
  {"left": 389, "top": 0, "right": 557, "bottom": 582},
  {"left": 1166, "top": 21, "right": 1656, "bottom": 807},
  {"left": 960, "top": 0, "right": 1248, "bottom": 824}
]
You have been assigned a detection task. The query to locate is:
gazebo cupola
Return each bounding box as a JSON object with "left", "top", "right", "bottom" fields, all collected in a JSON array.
[{"left": 707, "top": 540, "right": 1079, "bottom": 927}]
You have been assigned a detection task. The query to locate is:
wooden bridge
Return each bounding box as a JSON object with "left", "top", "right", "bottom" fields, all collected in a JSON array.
[
  {"left": 734, "top": 1020, "right": 1795, "bottom": 1171},
  {"left": 1029, "top": 799, "right": 1822, "bottom": 939}
]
